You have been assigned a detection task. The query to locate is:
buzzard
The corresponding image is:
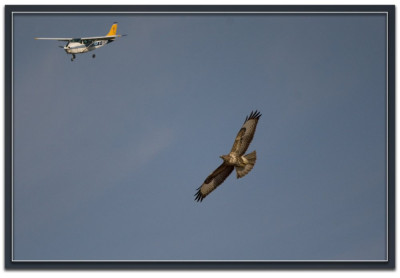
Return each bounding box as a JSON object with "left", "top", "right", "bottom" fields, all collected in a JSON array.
[{"left": 194, "top": 110, "right": 261, "bottom": 202}]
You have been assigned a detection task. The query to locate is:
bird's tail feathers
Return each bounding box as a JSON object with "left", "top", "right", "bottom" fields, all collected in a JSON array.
[{"left": 236, "top": 151, "right": 257, "bottom": 178}]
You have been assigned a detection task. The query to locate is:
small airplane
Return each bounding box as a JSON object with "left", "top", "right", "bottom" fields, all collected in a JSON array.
[{"left": 35, "top": 22, "right": 126, "bottom": 61}]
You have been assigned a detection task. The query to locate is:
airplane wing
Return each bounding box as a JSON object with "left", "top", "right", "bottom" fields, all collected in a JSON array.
[
  {"left": 35, "top": 37, "right": 74, "bottom": 41},
  {"left": 79, "top": 35, "right": 126, "bottom": 40},
  {"left": 35, "top": 35, "right": 126, "bottom": 42}
]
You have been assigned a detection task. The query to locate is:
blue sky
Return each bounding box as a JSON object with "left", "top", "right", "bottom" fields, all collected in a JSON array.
[{"left": 12, "top": 13, "right": 387, "bottom": 260}]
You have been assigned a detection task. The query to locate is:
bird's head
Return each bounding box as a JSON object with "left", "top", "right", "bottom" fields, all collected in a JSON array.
[{"left": 220, "top": 155, "right": 229, "bottom": 162}]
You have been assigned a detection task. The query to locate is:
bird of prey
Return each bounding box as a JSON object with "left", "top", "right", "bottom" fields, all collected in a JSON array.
[{"left": 194, "top": 110, "right": 261, "bottom": 202}]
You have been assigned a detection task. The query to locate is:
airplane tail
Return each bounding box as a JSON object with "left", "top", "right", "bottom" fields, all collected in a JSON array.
[
  {"left": 106, "top": 22, "right": 118, "bottom": 36},
  {"left": 236, "top": 151, "right": 257, "bottom": 179}
]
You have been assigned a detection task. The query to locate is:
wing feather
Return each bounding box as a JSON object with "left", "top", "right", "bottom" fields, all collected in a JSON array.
[
  {"left": 194, "top": 163, "right": 234, "bottom": 202},
  {"left": 230, "top": 110, "right": 261, "bottom": 155}
]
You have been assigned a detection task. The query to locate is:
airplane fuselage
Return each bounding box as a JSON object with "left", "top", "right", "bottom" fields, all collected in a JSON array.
[{"left": 64, "top": 39, "right": 112, "bottom": 54}]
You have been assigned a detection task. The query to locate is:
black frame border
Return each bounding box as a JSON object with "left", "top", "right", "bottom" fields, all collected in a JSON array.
[{"left": 4, "top": 5, "right": 395, "bottom": 270}]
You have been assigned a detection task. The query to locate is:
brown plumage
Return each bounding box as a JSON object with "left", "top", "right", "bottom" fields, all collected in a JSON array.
[{"left": 194, "top": 110, "right": 261, "bottom": 202}]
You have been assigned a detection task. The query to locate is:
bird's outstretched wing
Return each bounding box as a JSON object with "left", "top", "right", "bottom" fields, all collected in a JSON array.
[
  {"left": 230, "top": 110, "right": 262, "bottom": 155},
  {"left": 194, "top": 163, "right": 234, "bottom": 202}
]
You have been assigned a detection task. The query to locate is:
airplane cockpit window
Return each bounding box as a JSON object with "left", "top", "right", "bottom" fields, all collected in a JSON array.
[{"left": 71, "top": 39, "right": 80, "bottom": 42}]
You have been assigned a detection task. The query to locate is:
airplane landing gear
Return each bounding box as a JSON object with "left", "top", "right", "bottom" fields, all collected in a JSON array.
[
  {"left": 92, "top": 54, "right": 96, "bottom": 59},
  {"left": 71, "top": 54, "right": 76, "bottom": 62}
]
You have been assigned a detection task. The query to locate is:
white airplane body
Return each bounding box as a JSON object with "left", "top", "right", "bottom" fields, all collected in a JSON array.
[{"left": 35, "top": 23, "right": 126, "bottom": 61}]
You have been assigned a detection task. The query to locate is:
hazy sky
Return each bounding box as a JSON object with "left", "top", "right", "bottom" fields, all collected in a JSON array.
[{"left": 12, "top": 13, "right": 387, "bottom": 261}]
